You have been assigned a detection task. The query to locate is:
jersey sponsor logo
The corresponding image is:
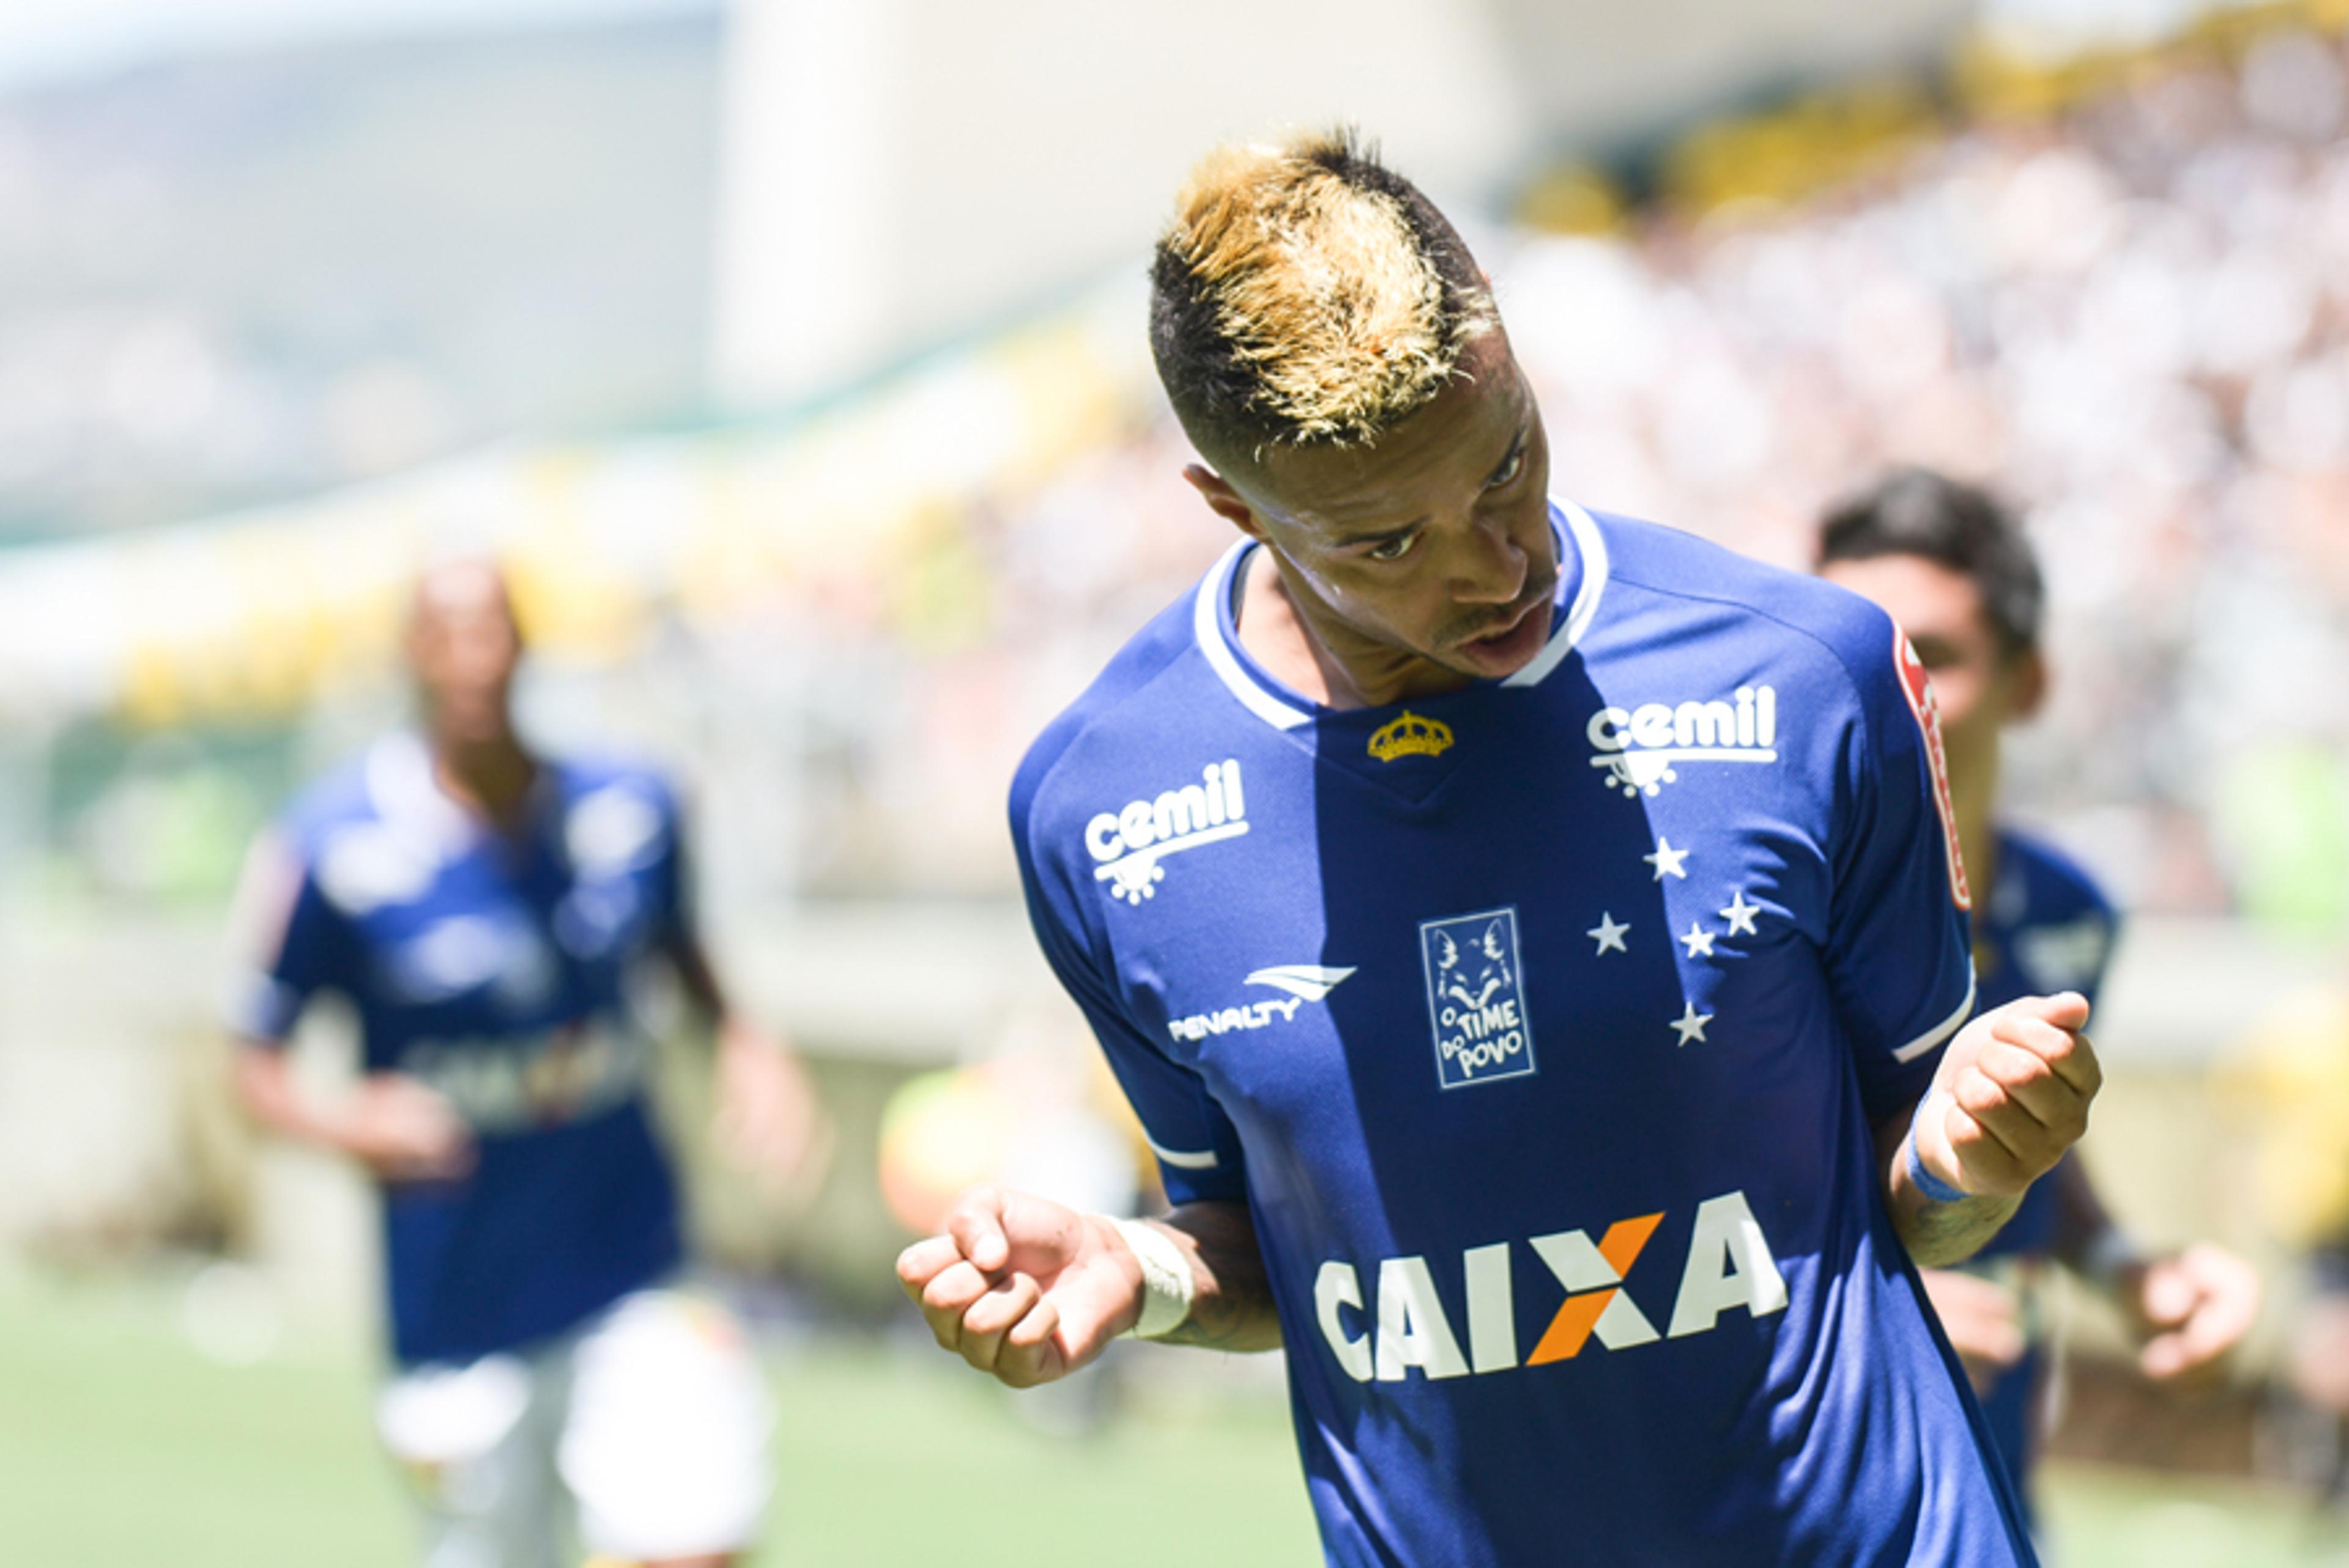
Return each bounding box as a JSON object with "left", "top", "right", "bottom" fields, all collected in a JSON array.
[
  {"left": 401, "top": 1021, "right": 648, "bottom": 1133},
  {"left": 1085, "top": 760, "right": 1248, "bottom": 906},
  {"left": 1313, "top": 1191, "right": 1789, "bottom": 1383},
  {"left": 565, "top": 785, "right": 666, "bottom": 877},
  {"left": 1586, "top": 686, "right": 1779, "bottom": 797},
  {"left": 389, "top": 912, "right": 559, "bottom": 1009},
  {"left": 1167, "top": 964, "right": 1356, "bottom": 1043},
  {"left": 1892, "top": 630, "right": 1972, "bottom": 911},
  {"left": 316, "top": 821, "right": 442, "bottom": 914},
  {"left": 1420, "top": 908, "right": 1537, "bottom": 1089},
  {"left": 1368, "top": 710, "right": 1453, "bottom": 762}
]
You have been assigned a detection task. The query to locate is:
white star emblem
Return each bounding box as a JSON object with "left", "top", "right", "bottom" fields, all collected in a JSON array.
[
  {"left": 1644, "top": 837, "right": 1691, "bottom": 881},
  {"left": 1670, "top": 1001, "right": 1713, "bottom": 1047},
  {"left": 1679, "top": 922, "right": 1716, "bottom": 959},
  {"left": 1719, "top": 889, "right": 1761, "bottom": 937},
  {"left": 1587, "top": 912, "right": 1630, "bottom": 955}
]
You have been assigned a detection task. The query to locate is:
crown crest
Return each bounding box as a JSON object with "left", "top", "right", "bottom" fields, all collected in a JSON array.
[{"left": 1368, "top": 710, "right": 1455, "bottom": 762}]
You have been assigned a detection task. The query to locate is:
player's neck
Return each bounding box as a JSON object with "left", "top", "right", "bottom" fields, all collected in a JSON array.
[
  {"left": 1235, "top": 548, "right": 1473, "bottom": 711},
  {"left": 1950, "top": 761, "right": 2000, "bottom": 908},
  {"left": 432, "top": 732, "right": 539, "bottom": 831},
  {"left": 1958, "top": 808, "right": 1998, "bottom": 908}
]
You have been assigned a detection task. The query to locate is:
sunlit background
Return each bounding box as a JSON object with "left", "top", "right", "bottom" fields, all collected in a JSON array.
[{"left": 4, "top": 0, "right": 2349, "bottom": 1563}]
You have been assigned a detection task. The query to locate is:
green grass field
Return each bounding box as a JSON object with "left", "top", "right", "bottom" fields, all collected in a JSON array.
[{"left": 2, "top": 1265, "right": 2344, "bottom": 1567}]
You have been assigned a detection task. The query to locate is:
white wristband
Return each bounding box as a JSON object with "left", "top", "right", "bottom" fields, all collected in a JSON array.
[{"left": 1113, "top": 1218, "right": 1197, "bottom": 1339}]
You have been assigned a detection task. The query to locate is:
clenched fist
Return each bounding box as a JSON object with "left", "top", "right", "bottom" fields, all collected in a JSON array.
[
  {"left": 1910, "top": 993, "right": 2100, "bottom": 1200},
  {"left": 895, "top": 1187, "right": 1150, "bottom": 1389}
]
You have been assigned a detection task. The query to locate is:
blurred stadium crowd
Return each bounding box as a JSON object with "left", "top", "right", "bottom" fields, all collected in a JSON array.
[
  {"left": 13, "top": 12, "right": 2349, "bottom": 938},
  {"left": 0, "top": 15, "right": 718, "bottom": 543},
  {"left": 771, "top": 10, "right": 2349, "bottom": 927},
  {"left": 1505, "top": 20, "right": 2349, "bottom": 931}
]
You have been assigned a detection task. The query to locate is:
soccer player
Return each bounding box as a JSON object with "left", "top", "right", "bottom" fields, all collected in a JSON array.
[
  {"left": 228, "top": 559, "right": 818, "bottom": 1568},
  {"left": 1818, "top": 469, "right": 2260, "bottom": 1513},
  {"left": 898, "top": 130, "right": 2101, "bottom": 1566}
]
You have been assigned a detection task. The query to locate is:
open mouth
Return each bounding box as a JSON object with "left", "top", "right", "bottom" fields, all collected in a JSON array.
[{"left": 1451, "top": 580, "right": 1558, "bottom": 672}]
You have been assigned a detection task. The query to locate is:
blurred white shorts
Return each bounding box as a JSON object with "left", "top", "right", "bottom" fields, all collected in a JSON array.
[{"left": 376, "top": 1288, "right": 773, "bottom": 1568}]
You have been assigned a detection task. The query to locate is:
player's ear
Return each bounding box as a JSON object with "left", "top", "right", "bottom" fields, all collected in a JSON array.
[
  {"left": 1182, "top": 464, "right": 1269, "bottom": 541},
  {"left": 2007, "top": 646, "right": 2049, "bottom": 721}
]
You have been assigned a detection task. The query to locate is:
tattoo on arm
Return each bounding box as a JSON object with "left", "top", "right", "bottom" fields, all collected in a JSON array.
[
  {"left": 1159, "top": 1200, "right": 1283, "bottom": 1352},
  {"left": 1898, "top": 1191, "right": 2019, "bottom": 1267},
  {"left": 1874, "top": 1108, "right": 2021, "bottom": 1268}
]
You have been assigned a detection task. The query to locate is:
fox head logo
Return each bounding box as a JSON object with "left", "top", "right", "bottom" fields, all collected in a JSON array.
[{"left": 1433, "top": 922, "right": 1513, "bottom": 1013}]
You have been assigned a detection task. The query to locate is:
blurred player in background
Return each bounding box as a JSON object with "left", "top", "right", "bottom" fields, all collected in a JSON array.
[
  {"left": 901, "top": 129, "right": 2104, "bottom": 1567},
  {"left": 1819, "top": 469, "right": 2260, "bottom": 1516},
  {"left": 227, "top": 559, "right": 822, "bottom": 1568}
]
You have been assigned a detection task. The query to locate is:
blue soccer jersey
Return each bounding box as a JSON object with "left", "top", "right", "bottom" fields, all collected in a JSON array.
[
  {"left": 1964, "top": 828, "right": 2121, "bottom": 1487},
  {"left": 1012, "top": 504, "right": 2035, "bottom": 1567},
  {"left": 229, "top": 734, "right": 687, "bottom": 1366}
]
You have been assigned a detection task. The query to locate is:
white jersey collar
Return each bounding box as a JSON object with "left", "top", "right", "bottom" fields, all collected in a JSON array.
[
  {"left": 367, "top": 733, "right": 478, "bottom": 850},
  {"left": 1192, "top": 498, "right": 1611, "bottom": 731},
  {"left": 365, "top": 733, "right": 558, "bottom": 851}
]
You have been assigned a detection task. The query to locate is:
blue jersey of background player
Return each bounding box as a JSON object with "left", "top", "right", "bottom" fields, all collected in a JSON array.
[
  {"left": 1820, "top": 470, "right": 2259, "bottom": 1513},
  {"left": 241, "top": 732, "right": 701, "bottom": 1364},
  {"left": 229, "top": 560, "right": 822, "bottom": 1568},
  {"left": 900, "top": 131, "right": 2107, "bottom": 1568}
]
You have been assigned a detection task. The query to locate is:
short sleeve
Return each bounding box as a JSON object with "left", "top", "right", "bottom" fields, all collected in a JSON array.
[
  {"left": 1823, "top": 619, "right": 1978, "bottom": 1123},
  {"left": 223, "top": 828, "right": 358, "bottom": 1046},
  {"left": 1012, "top": 791, "right": 1249, "bottom": 1207}
]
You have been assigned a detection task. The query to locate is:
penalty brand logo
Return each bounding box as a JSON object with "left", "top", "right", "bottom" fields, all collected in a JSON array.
[
  {"left": 1420, "top": 908, "right": 1536, "bottom": 1089},
  {"left": 1167, "top": 964, "right": 1356, "bottom": 1044},
  {"left": 1313, "top": 1191, "right": 1789, "bottom": 1384},
  {"left": 1587, "top": 686, "right": 1780, "bottom": 797},
  {"left": 1893, "top": 630, "right": 1972, "bottom": 912},
  {"left": 1085, "top": 760, "right": 1247, "bottom": 906}
]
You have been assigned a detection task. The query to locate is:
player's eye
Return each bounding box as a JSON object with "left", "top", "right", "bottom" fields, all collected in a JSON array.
[
  {"left": 1486, "top": 443, "right": 1526, "bottom": 490},
  {"left": 1366, "top": 531, "right": 1420, "bottom": 563}
]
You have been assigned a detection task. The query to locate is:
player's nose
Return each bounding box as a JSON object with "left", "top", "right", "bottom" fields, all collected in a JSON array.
[{"left": 1449, "top": 514, "right": 1527, "bottom": 605}]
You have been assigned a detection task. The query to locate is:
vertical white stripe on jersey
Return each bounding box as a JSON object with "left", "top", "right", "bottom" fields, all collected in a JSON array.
[{"left": 1502, "top": 501, "right": 1612, "bottom": 689}]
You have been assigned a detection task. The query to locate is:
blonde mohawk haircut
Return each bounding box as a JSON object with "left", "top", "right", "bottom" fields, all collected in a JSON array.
[{"left": 1150, "top": 127, "right": 1497, "bottom": 459}]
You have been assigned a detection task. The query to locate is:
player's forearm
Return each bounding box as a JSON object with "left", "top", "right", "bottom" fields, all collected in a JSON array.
[
  {"left": 1148, "top": 1200, "right": 1285, "bottom": 1352},
  {"left": 662, "top": 929, "right": 730, "bottom": 1026},
  {"left": 1889, "top": 1181, "right": 2022, "bottom": 1268},
  {"left": 664, "top": 935, "right": 802, "bottom": 1074},
  {"left": 233, "top": 1042, "right": 473, "bottom": 1182},
  {"left": 1876, "top": 1111, "right": 2022, "bottom": 1267},
  {"left": 232, "top": 1041, "right": 341, "bottom": 1148},
  {"left": 2045, "top": 1156, "right": 2125, "bottom": 1274},
  {"left": 232, "top": 1045, "right": 385, "bottom": 1159}
]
